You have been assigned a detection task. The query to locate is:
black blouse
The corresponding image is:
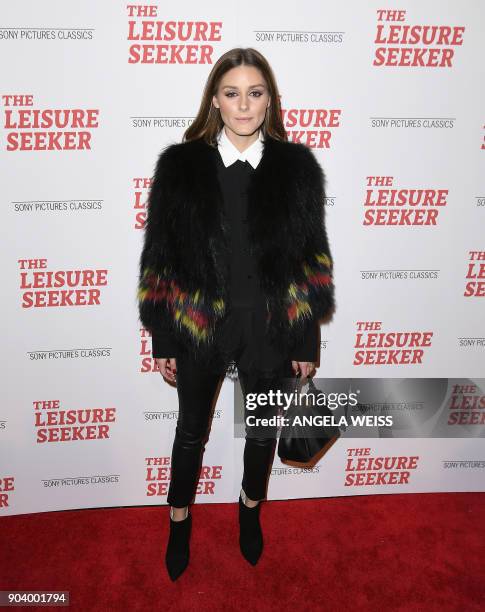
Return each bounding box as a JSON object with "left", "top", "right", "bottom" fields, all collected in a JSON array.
[{"left": 150, "top": 149, "right": 320, "bottom": 367}]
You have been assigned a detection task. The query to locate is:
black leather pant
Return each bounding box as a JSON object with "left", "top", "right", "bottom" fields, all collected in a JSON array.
[{"left": 166, "top": 310, "right": 294, "bottom": 508}]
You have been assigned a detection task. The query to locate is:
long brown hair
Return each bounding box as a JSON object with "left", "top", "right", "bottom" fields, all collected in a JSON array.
[{"left": 183, "top": 47, "right": 287, "bottom": 146}]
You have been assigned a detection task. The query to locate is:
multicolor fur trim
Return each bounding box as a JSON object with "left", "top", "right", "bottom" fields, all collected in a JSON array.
[
  {"left": 138, "top": 266, "right": 226, "bottom": 344},
  {"left": 285, "top": 251, "right": 333, "bottom": 325}
]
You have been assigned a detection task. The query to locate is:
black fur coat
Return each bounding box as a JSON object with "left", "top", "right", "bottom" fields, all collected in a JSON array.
[{"left": 137, "top": 134, "right": 335, "bottom": 365}]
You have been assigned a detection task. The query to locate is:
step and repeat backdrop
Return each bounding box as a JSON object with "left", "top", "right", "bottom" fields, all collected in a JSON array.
[{"left": 1, "top": 1, "right": 484, "bottom": 516}]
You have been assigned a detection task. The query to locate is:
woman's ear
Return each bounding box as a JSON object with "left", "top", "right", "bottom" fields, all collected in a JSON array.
[{"left": 212, "top": 95, "right": 219, "bottom": 109}]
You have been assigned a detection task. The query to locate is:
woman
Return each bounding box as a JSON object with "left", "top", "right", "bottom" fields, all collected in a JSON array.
[{"left": 137, "top": 47, "right": 335, "bottom": 580}]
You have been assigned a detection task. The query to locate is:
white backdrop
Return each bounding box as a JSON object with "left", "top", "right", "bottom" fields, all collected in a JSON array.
[{"left": 1, "top": 1, "right": 484, "bottom": 516}]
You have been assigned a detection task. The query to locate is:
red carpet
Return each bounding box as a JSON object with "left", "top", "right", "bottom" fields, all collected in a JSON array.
[{"left": 1, "top": 492, "right": 484, "bottom": 611}]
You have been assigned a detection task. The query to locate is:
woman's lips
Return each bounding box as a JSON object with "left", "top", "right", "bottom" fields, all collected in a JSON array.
[{"left": 235, "top": 117, "right": 252, "bottom": 121}]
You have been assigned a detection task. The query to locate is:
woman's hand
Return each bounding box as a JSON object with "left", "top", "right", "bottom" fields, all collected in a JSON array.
[
  {"left": 291, "top": 360, "right": 315, "bottom": 378},
  {"left": 155, "top": 357, "right": 177, "bottom": 383}
]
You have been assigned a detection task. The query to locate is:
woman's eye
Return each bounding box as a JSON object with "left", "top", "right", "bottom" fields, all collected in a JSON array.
[{"left": 224, "top": 91, "right": 263, "bottom": 98}]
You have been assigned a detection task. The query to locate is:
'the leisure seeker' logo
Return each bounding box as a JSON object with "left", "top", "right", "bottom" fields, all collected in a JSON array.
[
  {"left": 2, "top": 94, "right": 99, "bottom": 151},
  {"left": 145, "top": 457, "right": 222, "bottom": 497},
  {"left": 140, "top": 328, "right": 160, "bottom": 373},
  {"left": 364, "top": 176, "right": 448, "bottom": 226},
  {"left": 345, "top": 447, "right": 419, "bottom": 486},
  {"left": 374, "top": 9, "right": 465, "bottom": 68},
  {"left": 448, "top": 383, "right": 485, "bottom": 426},
  {"left": 464, "top": 251, "right": 485, "bottom": 298},
  {"left": 126, "top": 5, "right": 222, "bottom": 64},
  {"left": 133, "top": 176, "right": 151, "bottom": 230},
  {"left": 34, "top": 399, "right": 116, "bottom": 443},
  {"left": 0, "top": 476, "right": 15, "bottom": 509},
  {"left": 354, "top": 322, "right": 433, "bottom": 366},
  {"left": 280, "top": 104, "right": 341, "bottom": 148},
  {"left": 19, "top": 259, "right": 108, "bottom": 308}
]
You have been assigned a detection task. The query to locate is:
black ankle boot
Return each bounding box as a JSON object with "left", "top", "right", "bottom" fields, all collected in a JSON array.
[
  {"left": 239, "top": 494, "right": 263, "bottom": 565},
  {"left": 165, "top": 509, "right": 192, "bottom": 581}
]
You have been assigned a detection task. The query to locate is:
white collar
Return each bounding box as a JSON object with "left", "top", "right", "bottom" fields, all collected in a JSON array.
[{"left": 216, "top": 127, "right": 264, "bottom": 169}]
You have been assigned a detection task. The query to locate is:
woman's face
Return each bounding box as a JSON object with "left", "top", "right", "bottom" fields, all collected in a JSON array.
[{"left": 212, "top": 65, "right": 270, "bottom": 138}]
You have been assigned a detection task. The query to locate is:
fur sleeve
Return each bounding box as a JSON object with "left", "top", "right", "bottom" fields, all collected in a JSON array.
[
  {"left": 137, "top": 144, "right": 178, "bottom": 336},
  {"left": 290, "top": 144, "right": 336, "bottom": 323}
]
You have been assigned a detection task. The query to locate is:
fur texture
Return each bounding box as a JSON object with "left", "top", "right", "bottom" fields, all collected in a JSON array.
[{"left": 137, "top": 134, "right": 335, "bottom": 364}]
